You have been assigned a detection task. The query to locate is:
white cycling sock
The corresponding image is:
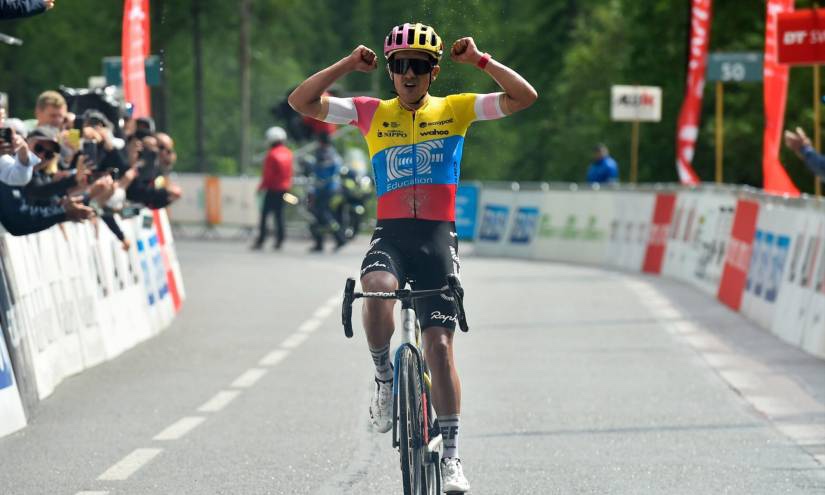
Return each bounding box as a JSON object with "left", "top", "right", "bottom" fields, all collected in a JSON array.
[
  {"left": 370, "top": 344, "right": 392, "bottom": 381},
  {"left": 439, "top": 414, "right": 460, "bottom": 459}
]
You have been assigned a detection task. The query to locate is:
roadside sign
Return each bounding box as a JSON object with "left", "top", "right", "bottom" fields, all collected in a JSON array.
[
  {"left": 610, "top": 85, "right": 662, "bottom": 122},
  {"left": 707, "top": 52, "right": 763, "bottom": 82},
  {"left": 777, "top": 8, "right": 825, "bottom": 65},
  {"left": 103, "top": 55, "right": 162, "bottom": 87}
]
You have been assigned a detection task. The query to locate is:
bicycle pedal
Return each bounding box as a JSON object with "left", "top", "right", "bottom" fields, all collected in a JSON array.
[{"left": 427, "top": 433, "right": 443, "bottom": 453}]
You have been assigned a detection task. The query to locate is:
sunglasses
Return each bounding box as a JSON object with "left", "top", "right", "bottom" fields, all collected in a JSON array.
[
  {"left": 389, "top": 58, "right": 434, "bottom": 75},
  {"left": 34, "top": 143, "right": 58, "bottom": 159}
]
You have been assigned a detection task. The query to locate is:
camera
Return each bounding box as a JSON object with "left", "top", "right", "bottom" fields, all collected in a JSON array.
[{"left": 0, "top": 127, "right": 11, "bottom": 144}]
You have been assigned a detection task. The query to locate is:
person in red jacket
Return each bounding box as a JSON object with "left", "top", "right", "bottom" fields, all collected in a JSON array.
[{"left": 253, "top": 126, "right": 293, "bottom": 250}]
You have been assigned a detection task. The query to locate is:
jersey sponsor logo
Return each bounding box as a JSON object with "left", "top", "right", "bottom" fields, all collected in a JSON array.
[
  {"left": 377, "top": 130, "right": 408, "bottom": 138},
  {"left": 419, "top": 118, "right": 454, "bottom": 128},
  {"left": 430, "top": 310, "right": 458, "bottom": 325},
  {"left": 386, "top": 139, "right": 445, "bottom": 181},
  {"left": 479, "top": 204, "right": 510, "bottom": 241},
  {"left": 510, "top": 207, "right": 540, "bottom": 244},
  {"left": 419, "top": 129, "right": 449, "bottom": 137},
  {"left": 382, "top": 121, "right": 401, "bottom": 128}
]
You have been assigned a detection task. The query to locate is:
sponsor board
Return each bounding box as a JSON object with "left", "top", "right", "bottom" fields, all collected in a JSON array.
[
  {"left": 455, "top": 184, "right": 479, "bottom": 241},
  {"left": 643, "top": 193, "right": 677, "bottom": 274},
  {"left": 718, "top": 199, "right": 760, "bottom": 311},
  {"left": 606, "top": 192, "right": 655, "bottom": 271}
]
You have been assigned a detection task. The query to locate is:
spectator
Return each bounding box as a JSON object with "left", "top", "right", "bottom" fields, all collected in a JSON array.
[
  {"left": 308, "top": 132, "right": 346, "bottom": 252},
  {"left": 586, "top": 143, "right": 619, "bottom": 185},
  {"left": 33, "top": 90, "right": 67, "bottom": 129},
  {"left": 23, "top": 126, "right": 78, "bottom": 205},
  {"left": 155, "top": 132, "right": 177, "bottom": 176},
  {"left": 253, "top": 126, "right": 293, "bottom": 250},
  {"left": 0, "top": 99, "right": 38, "bottom": 185},
  {"left": 125, "top": 134, "right": 181, "bottom": 209},
  {"left": 783, "top": 127, "right": 825, "bottom": 180},
  {"left": 0, "top": 0, "right": 54, "bottom": 20}
]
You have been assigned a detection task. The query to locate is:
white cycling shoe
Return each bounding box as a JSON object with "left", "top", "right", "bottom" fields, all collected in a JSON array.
[
  {"left": 441, "top": 457, "right": 470, "bottom": 493},
  {"left": 369, "top": 376, "right": 393, "bottom": 433}
]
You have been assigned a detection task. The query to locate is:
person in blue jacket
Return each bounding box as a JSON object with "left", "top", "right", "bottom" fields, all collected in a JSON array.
[
  {"left": 784, "top": 127, "right": 825, "bottom": 180},
  {"left": 586, "top": 143, "right": 619, "bottom": 184}
]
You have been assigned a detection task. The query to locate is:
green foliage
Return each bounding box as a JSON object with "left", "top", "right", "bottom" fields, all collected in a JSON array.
[{"left": 0, "top": 0, "right": 822, "bottom": 192}]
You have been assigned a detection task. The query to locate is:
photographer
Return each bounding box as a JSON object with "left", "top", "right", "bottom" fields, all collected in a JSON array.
[{"left": 0, "top": 97, "right": 38, "bottom": 186}]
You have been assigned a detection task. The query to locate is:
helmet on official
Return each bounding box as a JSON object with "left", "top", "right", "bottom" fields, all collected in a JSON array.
[
  {"left": 384, "top": 22, "right": 443, "bottom": 62},
  {"left": 265, "top": 126, "right": 287, "bottom": 146}
]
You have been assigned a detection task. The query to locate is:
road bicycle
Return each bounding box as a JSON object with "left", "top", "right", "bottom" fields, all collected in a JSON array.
[{"left": 342, "top": 274, "right": 469, "bottom": 495}]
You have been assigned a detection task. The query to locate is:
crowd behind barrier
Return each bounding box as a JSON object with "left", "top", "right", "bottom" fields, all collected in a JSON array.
[
  {"left": 471, "top": 182, "right": 825, "bottom": 360},
  {"left": 0, "top": 208, "right": 184, "bottom": 439}
]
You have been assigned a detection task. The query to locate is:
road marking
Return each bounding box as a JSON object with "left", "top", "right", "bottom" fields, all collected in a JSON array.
[
  {"left": 76, "top": 491, "right": 110, "bottom": 495},
  {"left": 231, "top": 368, "right": 269, "bottom": 388},
  {"left": 314, "top": 305, "right": 334, "bottom": 319},
  {"left": 259, "top": 349, "right": 289, "bottom": 366},
  {"left": 326, "top": 294, "right": 340, "bottom": 306},
  {"left": 298, "top": 319, "right": 322, "bottom": 333},
  {"left": 97, "top": 448, "right": 162, "bottom": 481},
  {"left": 281, "top": 332, "right": 309, "bottom": 349},
  {"left": 153, "top": 416, "right": 206, "bottom": 441},
  {"left": 198, "top": 390, "right": 241, "bottom": 413}
]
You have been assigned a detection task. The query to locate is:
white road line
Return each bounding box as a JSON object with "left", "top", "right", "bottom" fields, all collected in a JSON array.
[
  {"left": 314, "top": 305, "right": 334, "bottom": 319},
  {"left": 198, "top": 390, "right": 241, "bottom": 413},
  {"left": 298, "top": 319, "right": 322, "bottom": 333},
  {"left": 259, "top": 349, "right": 289, "bottom": 366},
  {"left": 281, "top": 332, "right": 309, "bottom": 349},
  {"left": 326, "top": 294, "right": 340, "bottom": 306},
  {"left": 97, "top": 448, "right": 162, "bottom": 481},
  {"left": 231, "top": 368, "right": 269, "bottom": 388},
  {"left": 76, "top": 491, "right": 110, "bottom": 495},
  {"left": 153, "top": 416, "right": 206, "bottom": 441}
]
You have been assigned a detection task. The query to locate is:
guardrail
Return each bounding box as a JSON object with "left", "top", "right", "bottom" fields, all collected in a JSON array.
[
  {"left": 0, "top": 209, "right": 185, "bottom": 438},
  {"left": 471, "top": 182, "right": 825, "bottom": 360}
]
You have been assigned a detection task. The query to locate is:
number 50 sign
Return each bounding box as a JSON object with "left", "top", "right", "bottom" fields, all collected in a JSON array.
[{"left": 706, "top": 52, "right": 763, "bottom": 83}]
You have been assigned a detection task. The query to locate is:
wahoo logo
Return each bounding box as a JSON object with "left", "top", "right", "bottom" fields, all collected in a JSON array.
[{"left": 385, "top": 139, "right": 445, "bottom": 181}]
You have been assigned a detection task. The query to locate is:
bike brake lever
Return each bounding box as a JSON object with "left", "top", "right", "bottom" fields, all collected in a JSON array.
[{"left": 342, "top": 278, "right": 355, "bottom": 338}]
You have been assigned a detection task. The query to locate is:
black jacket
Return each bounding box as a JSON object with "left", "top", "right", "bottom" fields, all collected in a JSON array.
[
  {"left": 0, "top": 0, "right": 47, "bottom": 20},
  {"left": 0, "top": 182, "right": 66, "bottom": 236}
]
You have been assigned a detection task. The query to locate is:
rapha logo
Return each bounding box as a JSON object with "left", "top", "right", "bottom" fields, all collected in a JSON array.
[
  {"left": 369, "top": 237, "right": 382, "bottom": 250},
  {"left": 361, "top": 261, "right": 388, "bottom": 275},
  {"left": 430, "top": 311, "right": 458, "bottom": 325},
  {"left": 386, "top": 139, "right": 444, "bottom": 181}
]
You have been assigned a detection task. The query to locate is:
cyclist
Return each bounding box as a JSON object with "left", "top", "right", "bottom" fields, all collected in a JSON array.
[{"left": 289, "top": 22, "right": 537, "bottom": 492}]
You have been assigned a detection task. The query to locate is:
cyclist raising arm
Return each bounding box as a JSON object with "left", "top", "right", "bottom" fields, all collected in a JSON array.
[{"left": 289, "top": 23, "right": 536, "bottom": 494}]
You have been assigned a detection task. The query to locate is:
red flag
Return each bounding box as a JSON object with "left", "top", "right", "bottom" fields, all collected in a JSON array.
[
  {"left": 674, "top": 0, "right": 713, "bottom": 185},
  {"left": 763, "top": 0, "right": 799, "bottom": 196},
  {"left": 122, "top": 0, "right": 151, "bottom": 118}
]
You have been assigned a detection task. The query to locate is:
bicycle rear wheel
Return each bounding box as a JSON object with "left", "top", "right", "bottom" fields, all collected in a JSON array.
[{"left": 398, "top": 345, "right": 429, "bottom": 495}]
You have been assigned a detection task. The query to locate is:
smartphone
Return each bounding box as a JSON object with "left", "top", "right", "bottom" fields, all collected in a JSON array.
[
  {"left": 138, "top": 149, "right": 157, "bottom": 180},
  {"left": 0, "top": 127, "right": 11, "bottom": 144},
  {"left": 82, "top": 140, "right": 98, "bottom": 166}
]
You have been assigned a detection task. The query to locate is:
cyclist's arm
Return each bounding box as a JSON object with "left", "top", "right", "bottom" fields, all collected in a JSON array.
[
  {"left": 288, "top": 45, "right": 378, "bottom": 120},
  {"left": 450, "top": 37, "right": 537, "bottom": 115}
]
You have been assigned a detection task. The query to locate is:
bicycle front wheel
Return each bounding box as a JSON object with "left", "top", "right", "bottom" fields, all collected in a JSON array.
[{"left": 398, "top": 345, "right": 425, "bottom": 495}]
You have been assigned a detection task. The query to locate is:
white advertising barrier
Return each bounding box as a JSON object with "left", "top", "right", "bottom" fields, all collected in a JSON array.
[
  {"left": 0, "top": 209, "right": 184, "bottom": 406},
  {"left": 0, "top": 332, "right": 26, "bottom": 437},
  {"left": 534, "top": 190, "right": 612, "bottom": 265},
  {"left": 474, "top": 188, "right": 518, "bottom": 258},
  {"left": 683, "top": 191, "right": 736, "bottom": 297},
  {"left": 132, "top": 211, "right": 176, "bottom": 333},
  {"left": 606, "top": 191, "right": 655, "bottom": 272},
  {"left": 168, "top": 173, "right": 206, "bottom": 224},
  {"left": 501, "top": 190, "right": 545, "bottom": 260},
  {"left": 802, "top": 204, "right": 825, "bottom": 357},
  {"left": 662, "top": 190, "right": 701, "bottom": 283},
  {"left": 739, "top": 202, "right": 797, "bottom": 332},
  {"left": 218, "top": 176, "right": 259, "bottom": 227},
  {"left": 771, "top": 206, "right": 825, "bottom": 351}
]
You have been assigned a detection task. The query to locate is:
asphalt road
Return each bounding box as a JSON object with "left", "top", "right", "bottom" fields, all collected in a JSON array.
[{"left": 1, "top": 237, "right": 824, "bottom": 494}]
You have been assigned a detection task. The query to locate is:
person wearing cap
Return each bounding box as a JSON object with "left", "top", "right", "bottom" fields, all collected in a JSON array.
[
  {"left": 0, "top": 99, "right": 38, "bottom": 186},
  {"left": 586, "top": 143, "right": 619, "bottom": 184},
  {"left": 784, "top": 127, "right": 825, "bottom": 181},
  {"left": 253, "top": 126, "right": 293, "bottom": 250}
]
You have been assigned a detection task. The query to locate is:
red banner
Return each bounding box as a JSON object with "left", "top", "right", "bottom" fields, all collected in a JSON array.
[
  {"left": 122, "top": 0, "right": 151, "bottom": 118},
  {"left": 763, "top": 0, "right": 799, "bottom": 196},
  {"left": 674, "top": 0, "right": 712, "bottom": 185},
  {"left": 777, "top": 8, "right": 825, "bottom": 65},
  {"left": 642, "top": 193, "right": 677, "bottom": 274},
  {"left": 718, "top": 199, "right": 760, "bottom": 311}
]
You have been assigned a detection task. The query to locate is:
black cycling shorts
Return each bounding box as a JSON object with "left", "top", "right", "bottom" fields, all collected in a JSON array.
[{"left": 360, "top": 219, "right": 461, "bottom": 331}]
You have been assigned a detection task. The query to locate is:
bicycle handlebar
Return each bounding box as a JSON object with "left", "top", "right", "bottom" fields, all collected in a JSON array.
[{"left": 341, "top": 274, "right": 469, "bottom": 338}]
